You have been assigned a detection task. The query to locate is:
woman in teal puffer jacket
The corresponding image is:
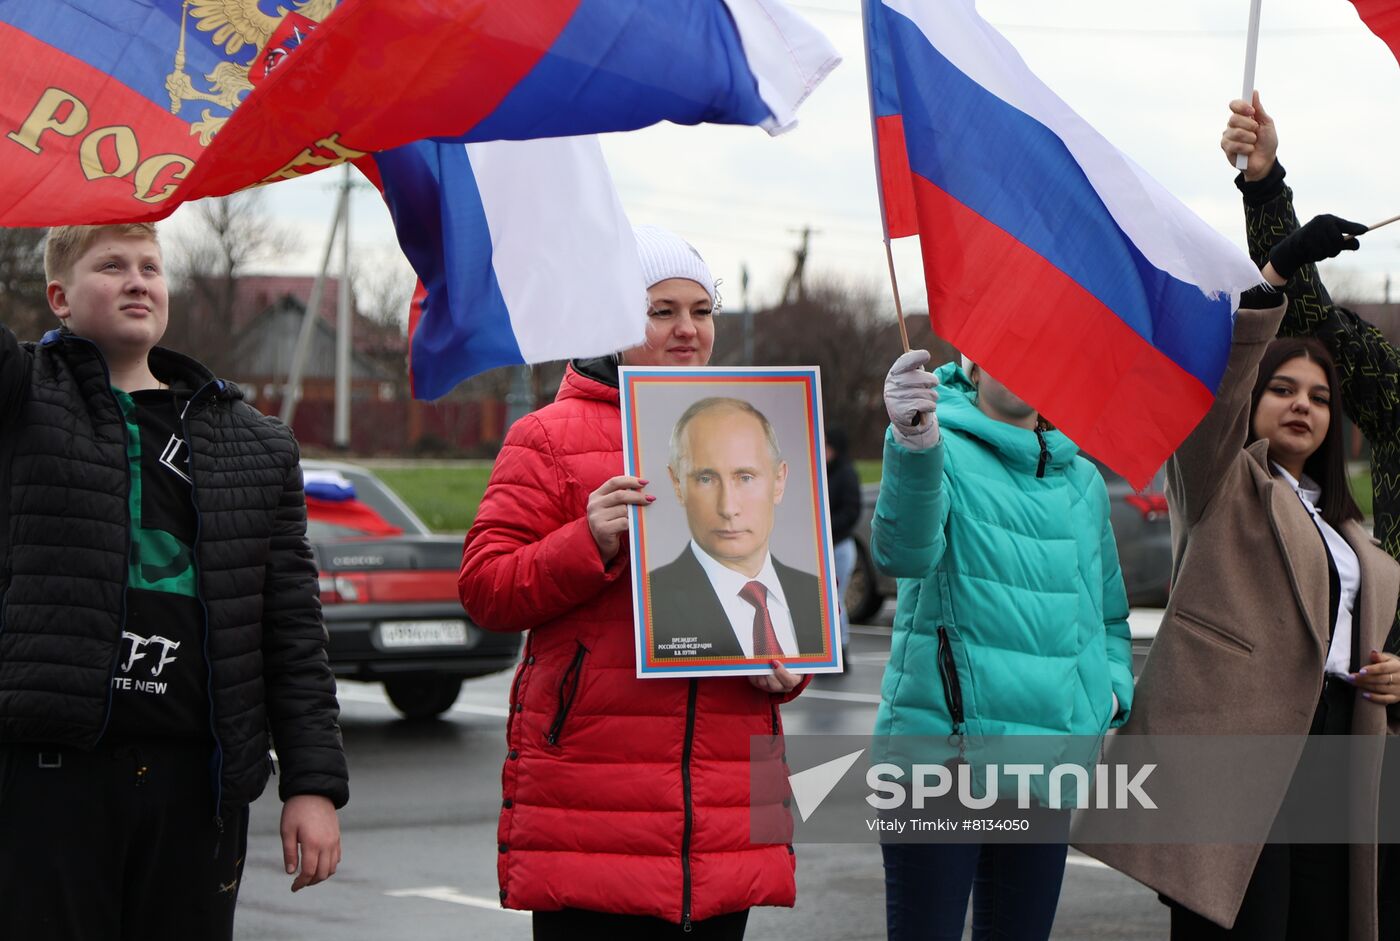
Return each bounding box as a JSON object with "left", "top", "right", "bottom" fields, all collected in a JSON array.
[{"left": 872, "top": 349, "right": 1134, "bottom": 941}]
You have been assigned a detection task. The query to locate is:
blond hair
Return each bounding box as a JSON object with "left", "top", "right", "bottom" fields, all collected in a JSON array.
[{"left": 44, "top": 223, "right": 160, "bottom": 282}]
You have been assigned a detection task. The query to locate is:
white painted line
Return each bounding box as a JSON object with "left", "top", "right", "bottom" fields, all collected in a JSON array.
[
  {"left": 336, "top": 686, "right": 511, "bottom": 718},
  {"left": 1066, "top": 854, "right": 1109, "bottom": 870},
  {"left": 852, "top": 608, "right": 1163, "bottom": 641},
  {"left": 340, "top": 682, "right": 878, "bottom": 712},
  {"left": 846, "top": 652, "right": 890, "bottom": 664},
  {"left": 1128, "top": 609, "right": 1165, "bottom": 641},
  {"left": 797, "top": 689, "right": 883, "bottom": 704},
  {"left": 387, "top": 886, "right": 529, "bottom": 916}
]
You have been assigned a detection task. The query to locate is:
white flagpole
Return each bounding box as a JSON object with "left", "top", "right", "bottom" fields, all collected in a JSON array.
[{"left": 1236, "top": 0, "right": 1264, "bottom": 171}]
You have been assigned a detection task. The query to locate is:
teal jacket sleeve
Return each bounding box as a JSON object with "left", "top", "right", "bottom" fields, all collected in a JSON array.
[{"left": 870, "top": 426, "right": 950, "bottom": 579}]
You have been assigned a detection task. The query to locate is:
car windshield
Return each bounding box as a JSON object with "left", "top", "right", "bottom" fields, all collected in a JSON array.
[
  {"left": 302, "top": 465, "right": 429, "bottom": 539},
  {"left": 1087, "top": 457, "right": 1166, "bottom": 494}
]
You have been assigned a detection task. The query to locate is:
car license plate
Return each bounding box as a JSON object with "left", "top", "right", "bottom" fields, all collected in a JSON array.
[{"left": 378, "top": 620, "right": 470, "bottom": 648}]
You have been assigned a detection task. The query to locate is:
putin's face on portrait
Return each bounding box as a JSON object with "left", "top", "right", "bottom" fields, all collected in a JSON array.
[{"left": 668, "top": 406, "right": 788, "bottom": 579}]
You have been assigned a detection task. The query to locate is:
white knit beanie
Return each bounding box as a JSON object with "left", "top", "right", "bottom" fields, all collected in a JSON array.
[{"left": 633, "top": 224, "right": 715, "bottom": 304}]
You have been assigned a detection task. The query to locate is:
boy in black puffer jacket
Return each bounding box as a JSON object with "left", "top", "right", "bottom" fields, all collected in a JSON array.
[{"left": 0, "top": 223, "right": 347, "bottom": 941}]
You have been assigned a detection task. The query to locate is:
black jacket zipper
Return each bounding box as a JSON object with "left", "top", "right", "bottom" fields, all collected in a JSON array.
[
  {"left": 936, "top": 627, "right": 967, "bottom": 760},
  {"left": 68, "top": 337, "right": 132, "bottom": 747},
  {"left": 1034, "top": 427, "right": 1050, "bottom": 479},
  {"left": 681, "top": 679, "right": 698, "bottom": 932},
  {"left": 180, "top": 384, "right": 227, "bottom": 822},
  {"left": 545, "top": 643, "right": 587, "bottom": 746}
]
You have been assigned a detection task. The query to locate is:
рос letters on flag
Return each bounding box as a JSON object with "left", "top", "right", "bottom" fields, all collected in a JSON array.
[{"left": 0, "top": 0, "right": 838, "bottom": 225}]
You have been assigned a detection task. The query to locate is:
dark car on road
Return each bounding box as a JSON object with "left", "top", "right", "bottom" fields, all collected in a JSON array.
[
  {"left": 845, "top": 462, "right": 1171, "bottom": 621},
  {"left": 303, "top": 460, "right": 520, "bottom": 719}
]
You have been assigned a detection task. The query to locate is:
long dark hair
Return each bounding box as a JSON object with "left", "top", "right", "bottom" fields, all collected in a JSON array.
[{"left": 1247, "top": 337, "right": 1362, "bottom": 528}]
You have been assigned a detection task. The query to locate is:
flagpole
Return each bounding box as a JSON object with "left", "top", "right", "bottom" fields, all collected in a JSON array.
[
  {"left": 862, "top": 0, "right": 912, "bottom": 355},
  {"left": 885, "top": 240, "right": 912, "bottom": 353},
  {"left": 1368, "top": 213, "right": 1400, "bottom": 232},
  {"left": 1235, "top": 0, "right": 1264, "bottom": 172}
]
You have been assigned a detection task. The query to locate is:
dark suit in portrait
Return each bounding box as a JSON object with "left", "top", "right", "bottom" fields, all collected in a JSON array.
[{"left": 646, "top": 544, "right": 825, "bottom": 660}]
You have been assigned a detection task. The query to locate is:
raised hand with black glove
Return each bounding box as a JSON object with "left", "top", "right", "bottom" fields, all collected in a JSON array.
[
  {"left": 883, "top": 349, "right": 940, "bottom": 451},
  {"left": 1266, "top": 214, "right": 1366, "bottom": 284}
]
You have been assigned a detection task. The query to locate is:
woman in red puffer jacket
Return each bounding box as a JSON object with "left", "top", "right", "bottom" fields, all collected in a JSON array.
[{"left": 459, "top": 226, "right": 806, "bottom": 940}]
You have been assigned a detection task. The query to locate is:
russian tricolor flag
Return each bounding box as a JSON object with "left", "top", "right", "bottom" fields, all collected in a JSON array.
[
  {"left": 865, "top": 0, "right": 1263, "bottom": 487},
  {"left": 0, "top": 0, "right": 837, "bottom": 225},
  {"left": 365, "top": 0, "right": 839, "bottom": 399},
  {"left": 363, "top": 136, "right": 647, "bottom": 401}
]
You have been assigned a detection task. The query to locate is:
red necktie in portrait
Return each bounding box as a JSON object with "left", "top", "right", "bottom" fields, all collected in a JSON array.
[{"left": 740, "top": 581, "right": 784, "bottom": 658}]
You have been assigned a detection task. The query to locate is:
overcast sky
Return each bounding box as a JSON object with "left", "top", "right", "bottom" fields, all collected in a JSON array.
[{"left": 166, "top": 0, "right": 1400, "bottom": 321}]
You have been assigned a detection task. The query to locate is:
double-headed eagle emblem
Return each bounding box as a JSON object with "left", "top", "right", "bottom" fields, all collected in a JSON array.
[{"left": 165, "top": 0, "right": 339, "bottom": 144}]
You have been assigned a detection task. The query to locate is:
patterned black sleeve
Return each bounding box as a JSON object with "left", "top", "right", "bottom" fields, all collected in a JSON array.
[
  {"left": 1244, "top": 179, "right": 1400, "bottom": 648},
  {"left": 1245, "top": 181, "right": 1400, "bottom": 560}
]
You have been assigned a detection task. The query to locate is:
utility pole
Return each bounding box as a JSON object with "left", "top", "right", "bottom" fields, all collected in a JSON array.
[
  {"left": 781, "top": 226, "right": 817, "bottom": 306},
  {"left": 740, "top": 263, "right": 753, "bottom": 365},
  {"left": 333, "top": 163, "right": 352, "bottom": 450},
  {"left": 505, "top": 366, "right": 533, "bottom": 428},
  {"left": 282, "top": 164, "right": 363, "bottom": 437},
  {"left": 280, "top": 170, "right": 349, "bottom": 427}
]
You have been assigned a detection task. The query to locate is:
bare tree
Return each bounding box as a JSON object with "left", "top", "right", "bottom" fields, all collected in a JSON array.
[
  {"left": 725, "top": 273, "right": 957, "bottom": 459},
  {"left": 0, "top": 228, "right": 51, "bottom": 341},
  {"left": 1318, "top": 263, "right": 1385, "bottom": 305},
  {"left": 352, "top": 247, "right": 416, "bottom": 334},
  {"left": 344, "top": 249, "right": 414, "bottom": 395},
  {"left": 165, "top": 191, "right": 293, "bottom": 372}
]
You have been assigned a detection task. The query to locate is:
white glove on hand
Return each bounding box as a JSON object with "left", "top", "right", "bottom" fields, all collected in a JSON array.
[{"left": 884, "top": 349, "right": 940, "bottom": 451}]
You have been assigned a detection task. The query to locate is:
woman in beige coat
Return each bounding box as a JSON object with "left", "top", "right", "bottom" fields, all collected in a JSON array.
[{"left": 1085, "top": 276, "right": 1400, "bottom": 939}]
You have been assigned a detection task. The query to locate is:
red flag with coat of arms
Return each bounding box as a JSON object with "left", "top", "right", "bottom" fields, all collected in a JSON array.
[{"left": 0, "top": 0, "right": 838, "bottom": 225}]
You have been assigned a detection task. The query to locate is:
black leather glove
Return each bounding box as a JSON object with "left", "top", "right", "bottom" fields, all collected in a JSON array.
[{"left": 1269, "top": 214, "right": 1366, "bottom": 281}]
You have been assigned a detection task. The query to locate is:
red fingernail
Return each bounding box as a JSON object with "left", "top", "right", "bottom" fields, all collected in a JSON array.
[
  {"left": 645, "top": 495, "right": 656, "bottom": 502},
  {"left": 639, "top": 479, "right": 650, "bottom": 485}
]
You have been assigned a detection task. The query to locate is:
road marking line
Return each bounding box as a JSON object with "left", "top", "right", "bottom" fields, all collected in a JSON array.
[
  {"left": 1066, "top": 855, "right": 1109, "bottom": 869},
  {"left": 336, "top": 687, "right": 511, "bottom": 718},
  {"left": 386, "top": 886, "right": 529, "bottom": 915},
  {"left": 849, "top": 626, "right": 892, "bottom": 637},
  {"left": 798, "top": 689, "right": 882, "bottom": 704},
  {"left": 846, "top": 652, "right": 890, "bottom": 664}
]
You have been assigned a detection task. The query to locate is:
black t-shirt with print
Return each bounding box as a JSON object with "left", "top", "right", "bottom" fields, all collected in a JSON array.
[{"left": 105, "top": 388, "right": 211, "bottom": 741}]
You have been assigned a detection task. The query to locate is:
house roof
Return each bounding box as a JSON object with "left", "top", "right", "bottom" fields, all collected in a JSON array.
[{"left": 233, "top": 274, "right": 405, "bottom": 355}]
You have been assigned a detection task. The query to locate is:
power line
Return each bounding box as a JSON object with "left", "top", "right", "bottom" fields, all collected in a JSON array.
[
  {"left": 613, "top": 181, "right": 878, "bottom": 225},
  {"left": 618, "top": 195, "right": 880, "bottom": 243},
  {"left": 789, "top": 2, "right": 1348, "bottom": 37},
  {"left": 994, "top": 23, "right": 1349, "bottom": 38}
]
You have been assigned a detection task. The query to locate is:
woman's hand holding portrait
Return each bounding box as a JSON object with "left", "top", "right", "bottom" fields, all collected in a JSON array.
[{"left": 587, "top": 475, "right": 654, "bottom": 562}]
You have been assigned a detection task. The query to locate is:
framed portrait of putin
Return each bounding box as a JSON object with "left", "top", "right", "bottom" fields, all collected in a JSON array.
[{"left": 619, "top": 366, "right": 843, "bottom": 678}]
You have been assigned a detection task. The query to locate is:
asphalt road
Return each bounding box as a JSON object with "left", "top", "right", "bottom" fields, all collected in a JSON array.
[{"left": 233, "top": 610, "right": 1167, "bottom": 940}]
